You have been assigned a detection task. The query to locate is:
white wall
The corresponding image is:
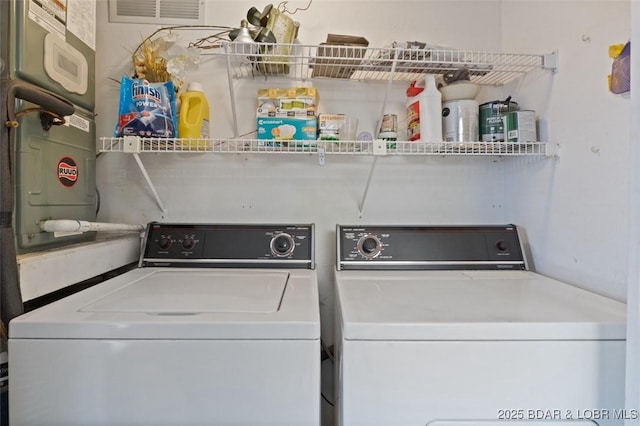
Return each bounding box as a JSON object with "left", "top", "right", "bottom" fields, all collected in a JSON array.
[
  {"left": 500, "top": 0, "right": 630, "bottom": 300},
  {"left": 95, "top": 0, "right": 630, "bottom": 335},
  {"left": 625, "top": 0, "right": 639, "bottom": 418}
]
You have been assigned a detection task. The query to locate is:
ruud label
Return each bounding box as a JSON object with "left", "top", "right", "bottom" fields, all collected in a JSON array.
[{"left": 57, "top": 156, "right": 78, "bottom": 187}]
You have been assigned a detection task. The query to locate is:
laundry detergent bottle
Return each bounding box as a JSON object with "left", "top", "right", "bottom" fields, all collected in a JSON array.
[
  {"left": 178, "top": 82, "right": 210, "bottom": 149},
  {"left": 406, "top": 74, "right": 443, "bottom": 143}
]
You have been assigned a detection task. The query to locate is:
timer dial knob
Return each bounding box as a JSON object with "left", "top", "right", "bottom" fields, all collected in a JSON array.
[
  {"left": 271, "top": 233, "right": 295, "bottom": 257},
  {"left": 357, "top": 234, "right": 382, "bottom": 258},
  {"left": 495, "top": 240, "right": 509, "bottom": 252},
  {"left": 182, "top": 236, "right": 195, "bottom": 250},
  {"left": 158, "top": 236, "right": 172, "bottom": 251}
]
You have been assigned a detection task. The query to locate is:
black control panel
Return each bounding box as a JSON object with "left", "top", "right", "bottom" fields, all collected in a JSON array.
[
  {"left": 141, "top": 223, "right": 314, "bottom": 269},
  {"left": 337, "top": 225, "right": 526, "bottom": 271}
]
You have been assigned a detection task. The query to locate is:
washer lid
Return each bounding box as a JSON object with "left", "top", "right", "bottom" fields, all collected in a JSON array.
[
  {"left": 10, "top": 268, "right": 320, "bottom": 340},
  {"left": 80, "top": 270, "right": 287, "bottom": 314},
  {"left": 336, "top": 270, "right": 626, "bottom": 341}
]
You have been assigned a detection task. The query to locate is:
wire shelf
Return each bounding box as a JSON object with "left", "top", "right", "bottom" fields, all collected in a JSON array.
[
  {"left": 209, "top": 41, "right": 551, "bottom": 85},
  {"left": 100, "top": 137, "right": 552, "bottom": 157},
  {"left": 387, "top": 141, "right": 550, "bottom": 156}
]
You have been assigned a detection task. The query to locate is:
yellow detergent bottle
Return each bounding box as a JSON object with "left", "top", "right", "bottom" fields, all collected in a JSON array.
[{"left": 178, "top": 82, "right": 210, "bottom": 150}]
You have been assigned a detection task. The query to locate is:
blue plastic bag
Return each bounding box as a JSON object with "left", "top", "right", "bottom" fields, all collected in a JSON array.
[{"left": 114, "top": 77, "right": 177, "bottom": 138}]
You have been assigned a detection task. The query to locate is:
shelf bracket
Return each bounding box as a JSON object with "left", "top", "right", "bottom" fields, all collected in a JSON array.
[
  {"left": 545, "top": 142, "right": 561, "bottom": 158},
  {"left": 372, "top": 139, "right": 388, "bottom": 156},
  {"left": 122, "top": 135, "right": 141, "bottom": 153},
  {"left": 543, "top": 50, "right": 559, "bottom": 73},
  {"left": 317, "top": 147, "right": 326, "bottom": 165},
  {"left": 122, "top": 137, "right": 167, "bottom": 214},
  {"left": 358, "top": 157, "right": 378, "bottom": 218},
  {"left": 132, "top": 153, "right": 168, "bottom": 214},
  {"left": 224, "top": 43, "right": 240, "bottom": 137}
]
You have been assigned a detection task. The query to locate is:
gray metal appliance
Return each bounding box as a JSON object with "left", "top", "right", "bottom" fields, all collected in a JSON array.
[
  {"left": 3, "top": 0, "right": 96, "bottom": 110},
  {"left": 1, "top": 0, "right": 98, "bottom": 252},
  {"left": 14, "top": 100, "right": 97, "bottom": 251}
]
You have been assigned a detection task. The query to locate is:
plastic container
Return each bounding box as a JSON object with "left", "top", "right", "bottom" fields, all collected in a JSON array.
[
  {"left": 178, "top": 82, "right": 210, "bottom": 148},
  {"left": 378, "top": 114, "right": 398, "bottom": 139},
  {"left": 378, "top": 114, "right": 398, "bottom": 146},
  {"left": 406, "top": 74, "right": 443, "bottom": 143},
  {"left": 442, "top": 99, "right": 479, "bottom": 142}
]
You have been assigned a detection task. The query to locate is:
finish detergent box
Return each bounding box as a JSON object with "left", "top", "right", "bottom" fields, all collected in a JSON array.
[
  {"left": 257, "top": 117, "right": 317, "bottom": 141},
  {"left": 114, "top": 77, "right": 177, "bottom": 138}
]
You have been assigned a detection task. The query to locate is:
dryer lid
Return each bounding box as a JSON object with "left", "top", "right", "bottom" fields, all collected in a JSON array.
[{"left": 336, "top": 270, "right": 626, "bottom": 341}]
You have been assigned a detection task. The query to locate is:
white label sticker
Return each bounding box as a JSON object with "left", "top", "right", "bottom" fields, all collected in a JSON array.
[
  {"left": 66, "top": 0, "right": 96, "bottom": 51},
  {"left": 64, "top": 113, "right": 91, "bottom": 133},
  {"left": 28, "top": 0, "right": 67, "bottom": 39}
]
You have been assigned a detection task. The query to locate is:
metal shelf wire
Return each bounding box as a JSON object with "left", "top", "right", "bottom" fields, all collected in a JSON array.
[
  {"left": 99, "top": 136, "right": 556, "bottom": 213},
  {"left": 100, "top": 137, "right": 553, "bottom": 157},
  {"left": 102, "top": 42, "right": 556, "bottom": 214},
  {"left": 210, "top": 41, "right": 555, "bottom": 85}
]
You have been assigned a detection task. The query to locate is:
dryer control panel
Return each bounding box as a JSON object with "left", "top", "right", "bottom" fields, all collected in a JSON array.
[
  {"left": 337, "top": 225, "right": 527, "bottom": 271},
  {"left": 141, "top": 223, "right": 314, "bottom": 269}
]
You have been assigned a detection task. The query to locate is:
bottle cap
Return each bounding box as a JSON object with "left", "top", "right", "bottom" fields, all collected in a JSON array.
[
  {"left": 406, "top": 81, "right": 424, "bottom": 97},
  {"left": 378, "top": 131, "right": 398, "bottom": 139},
  {"left": 187, "top": 82, "right": 204, "bottom": 92}
]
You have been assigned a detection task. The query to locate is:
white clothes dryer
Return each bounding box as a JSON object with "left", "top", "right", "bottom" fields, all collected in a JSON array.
[
  {"left": 10, "top": 223, "right": 320, "bottom": 426},
  {"left": 335, "top": 225, "right": 626, "bottom": 426}
]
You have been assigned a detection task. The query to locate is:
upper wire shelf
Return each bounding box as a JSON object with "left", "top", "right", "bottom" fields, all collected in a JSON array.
[
  {"left": 209, "top": 41, "right": 555, "bottom": 85},
  {"left": 100, "top": 137, "right": 553, "bottom": 157}
]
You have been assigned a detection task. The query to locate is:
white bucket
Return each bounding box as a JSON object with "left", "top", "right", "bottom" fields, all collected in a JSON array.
[{"left": 442, "top": 100, "right": 479, "bottom": 142}]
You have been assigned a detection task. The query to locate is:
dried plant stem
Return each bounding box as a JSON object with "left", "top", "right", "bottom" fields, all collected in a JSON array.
[{"left": 131, "top": 25, "right": 236, "bottom": 70}]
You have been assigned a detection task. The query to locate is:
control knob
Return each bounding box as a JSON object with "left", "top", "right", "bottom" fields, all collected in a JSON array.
[
  {"left": 270, "top": 233, "right": 295, "bottom": 257},
  {"left": 157, "top": 236, "right": 172, "bottom": 251},
  {"left": 495, "top": 240, "right": 509, "bottom": 252},
  {"left": 182, "top": 236, "right": 196, "bottom": 250},
  {"left": 357, "top": 234, "right": 382, "bottom": 258}
]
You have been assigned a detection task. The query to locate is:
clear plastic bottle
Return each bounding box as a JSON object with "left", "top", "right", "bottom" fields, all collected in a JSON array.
[
  {"left": 178, "top": 82, "right": 210, "bottom": 149},
  {"left": 406, "top": 74, "right": 443, "bottom": 143}
]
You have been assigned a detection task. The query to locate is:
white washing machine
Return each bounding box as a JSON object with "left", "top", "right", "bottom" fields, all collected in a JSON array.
[
  {"left": 9, "top": 223, "right": 320, "bottom": 426},
  {"left": 335, "top": 225, "right": 627, "bottom": 426}
]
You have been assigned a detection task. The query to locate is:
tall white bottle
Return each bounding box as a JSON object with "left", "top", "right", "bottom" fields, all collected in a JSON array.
[{"left": 406, "top": 74, "right": 443, "bottom": 143}]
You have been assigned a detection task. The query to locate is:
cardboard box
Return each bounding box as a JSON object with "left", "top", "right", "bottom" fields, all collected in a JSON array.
[
  {"left": 257, "top": 117, "right": 317, "bottom": 141},
  {"left": 312, "top": 34, "right": 369, "bottom": 78},
  {"left": 257, "top": 87, "right": 319, "bottom": 118},
  {"left": 318, "top": 114, "right": 346, "bottom": 140}
]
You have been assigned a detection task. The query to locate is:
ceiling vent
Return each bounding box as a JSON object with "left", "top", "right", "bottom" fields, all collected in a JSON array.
[{"left": 109, "top": 0, "right": 205, "bottom": 25}]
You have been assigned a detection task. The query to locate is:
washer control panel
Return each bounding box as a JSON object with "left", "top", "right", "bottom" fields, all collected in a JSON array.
[
  {"left": 141, "top": 223, "right": 314, "bottom": 268},
  {"left": 337, "top": 225, "right": 526, "bottom": 270}
]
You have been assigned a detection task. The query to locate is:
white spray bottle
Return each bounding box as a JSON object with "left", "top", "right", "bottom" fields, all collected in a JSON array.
[{"left": 406, "top": 74, "right": 443, "bottom": 143}]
